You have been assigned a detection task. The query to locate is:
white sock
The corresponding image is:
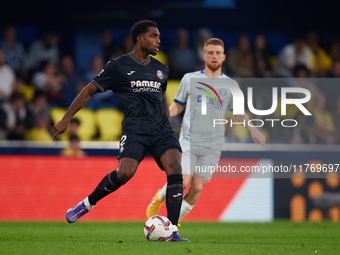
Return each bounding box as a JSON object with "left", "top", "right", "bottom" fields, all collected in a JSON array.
[
  {"left": 83, "top": 197, "right": 94, "bottom": 210},
  {"left": 158, "top": 183, "right": 167, "bottom": 200},
  {"left": 172, "top": 225, "right": 178, "bottom": 232},
  {"left": 179, "top": 199, "right": 194, "bottom": 221}
]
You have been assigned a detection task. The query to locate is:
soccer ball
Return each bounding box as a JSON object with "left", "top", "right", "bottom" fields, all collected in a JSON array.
[{"left": 144, "top": 215, "right": 173, "bottom": 241}]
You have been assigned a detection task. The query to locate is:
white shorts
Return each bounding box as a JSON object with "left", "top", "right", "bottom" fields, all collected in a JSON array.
[{"left": 180, "top": 139, "right": 222, "bottom": 180}]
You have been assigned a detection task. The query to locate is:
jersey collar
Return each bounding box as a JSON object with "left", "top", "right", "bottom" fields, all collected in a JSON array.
[
  {"left": 128, "top": 53, "right": 151, "bottom": 66},
  {"left": 201, "top": 70, "right": 223, "bottom": 76}
]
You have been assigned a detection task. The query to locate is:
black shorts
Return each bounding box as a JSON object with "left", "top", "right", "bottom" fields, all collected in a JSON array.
[{"left": 117, "top": 132, "right": 182, "bottom": 170}]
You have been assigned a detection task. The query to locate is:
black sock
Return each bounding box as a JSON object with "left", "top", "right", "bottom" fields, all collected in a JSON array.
[
  {"left": 165, "top": 174, "right": 183, "bottom": 226},
  {"left": 88, "top": 170, "right": 124, "bottom": 205}
]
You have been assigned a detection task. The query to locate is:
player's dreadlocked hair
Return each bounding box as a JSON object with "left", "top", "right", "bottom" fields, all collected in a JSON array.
[
  {"left": 204, "top": 38, "right": 225, "bottom": 52},
  {"left": 130, "top": 20, "right": 157, "bottom": 44}
]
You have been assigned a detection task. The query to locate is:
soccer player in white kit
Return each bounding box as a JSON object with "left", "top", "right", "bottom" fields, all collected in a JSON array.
[{"left": 146, "top": 38, "right": 266, "bottom": 221}]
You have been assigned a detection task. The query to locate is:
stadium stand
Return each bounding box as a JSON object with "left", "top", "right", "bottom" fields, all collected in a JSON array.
[{"left": 95, "top": 108, "right": 124, "bottom": 141}]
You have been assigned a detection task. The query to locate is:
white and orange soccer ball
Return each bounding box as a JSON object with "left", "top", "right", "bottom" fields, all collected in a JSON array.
[{"left": 144, "top": 215, "right": 173, "bottom": 241}]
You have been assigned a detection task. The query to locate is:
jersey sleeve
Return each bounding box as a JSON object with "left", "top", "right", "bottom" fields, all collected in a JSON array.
[
  {"left": 174, "top": 73, "right": 190, "bottom": 105},
  {"left": 91, "top": 60, "right": 119, "bottom": 92}
]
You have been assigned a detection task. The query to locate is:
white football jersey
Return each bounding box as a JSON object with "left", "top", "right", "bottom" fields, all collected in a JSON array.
[{"left": 174, "top": 70, "right": 240, "bottom": 147}]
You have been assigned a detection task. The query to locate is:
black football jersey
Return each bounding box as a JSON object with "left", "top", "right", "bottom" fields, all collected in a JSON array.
[{"left": 91, "top": 53, "right": 173, "bottom": 135}]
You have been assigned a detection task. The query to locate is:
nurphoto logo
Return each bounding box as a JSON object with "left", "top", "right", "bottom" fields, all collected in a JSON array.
[{"left": 196, "top": 81, "right": 312, "bottom": 128}]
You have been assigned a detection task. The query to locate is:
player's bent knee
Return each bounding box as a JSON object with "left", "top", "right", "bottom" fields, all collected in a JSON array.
[
  {"left": 164, "top": 160, "right": 182, "bottom": 176},
  {"left": 161, "top": 149, "right": 182, "bottom": 175},
  {"left": 190, "top": 180, "right": 207, "bottom": 194},
  {"left": 116, "top": 158, "right": 139, "bottom": 183},
  {"left": 169, "top": 160, "right": 181, "bottom": 172},
  {"left": 116, "top": 168, "right": 136, "bottom": 183},
  {"left": 190, "top": 184, "right": 203, "bottom": 194}
]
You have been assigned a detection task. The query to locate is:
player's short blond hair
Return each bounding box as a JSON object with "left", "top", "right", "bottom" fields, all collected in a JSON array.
[{"left": 204, "top": 38, "right": 224, "bottom": 52}]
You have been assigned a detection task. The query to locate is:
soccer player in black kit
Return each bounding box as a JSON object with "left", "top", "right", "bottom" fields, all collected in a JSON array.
[{"left": 53, "top": 20, "right": 189, "bottom": 242}]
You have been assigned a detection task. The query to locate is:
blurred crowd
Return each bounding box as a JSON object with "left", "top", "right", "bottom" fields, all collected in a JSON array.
[{"left": 0, "top": 25, "right": 340, "bottom": 145}]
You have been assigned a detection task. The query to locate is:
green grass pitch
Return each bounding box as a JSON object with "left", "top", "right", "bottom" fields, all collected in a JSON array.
[{"left": 1, "top": 221, "right": 339, "bottom": 255}]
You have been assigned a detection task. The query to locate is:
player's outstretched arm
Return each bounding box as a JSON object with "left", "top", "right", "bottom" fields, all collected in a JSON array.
[
  {"left": 169, "top": 102, "right": 185, "bottom": 118},
  {"left": 235, "top": 113, "right": 266, "bottom": 146},
  {"left": 53, "top": 83, "right": 98, "bottom": 141}
]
